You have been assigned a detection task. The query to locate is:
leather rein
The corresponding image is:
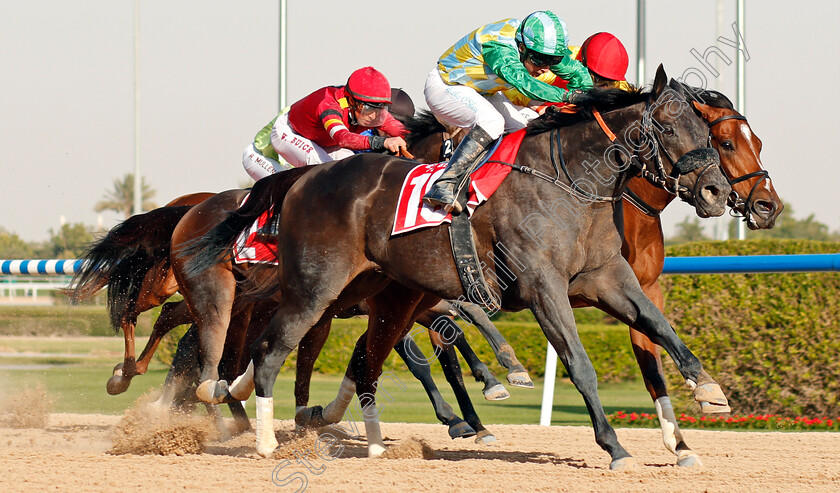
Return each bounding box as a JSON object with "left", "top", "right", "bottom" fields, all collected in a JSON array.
[{"left": 489, "top": 100, "right": 713, "bottom": 204}]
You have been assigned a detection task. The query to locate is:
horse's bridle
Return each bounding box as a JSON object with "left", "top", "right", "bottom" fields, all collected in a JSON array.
[
  {"left": 706, "top": 113, "right": 771, "bottom": 222},
  {"left": 491, "top": 99, "right": 719, "bottom": 204},
  {"left": 634, "top": 99, "right": 720, "bottom": 202}
]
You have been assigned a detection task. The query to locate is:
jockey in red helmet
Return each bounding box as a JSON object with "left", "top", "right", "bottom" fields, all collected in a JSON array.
[
  {"left": 242, "top": 66, "right": 407, "bottom": 181},
  {"left": 576, "top": 32, "right": 630, "bottom": 89}
]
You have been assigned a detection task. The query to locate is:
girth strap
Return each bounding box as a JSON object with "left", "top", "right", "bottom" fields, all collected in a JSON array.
[{"left": 448, "top": 185, "right": 500, "bottom": 311}]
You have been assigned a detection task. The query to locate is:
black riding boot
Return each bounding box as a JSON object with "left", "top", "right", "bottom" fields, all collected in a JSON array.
[{"left": 422, "top": 126, "right": 495, "bottom": 213}]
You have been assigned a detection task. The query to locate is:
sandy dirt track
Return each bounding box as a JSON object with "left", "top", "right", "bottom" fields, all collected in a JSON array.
[{"left": 1, "top": 413, "right": 838, "bottom": 492}]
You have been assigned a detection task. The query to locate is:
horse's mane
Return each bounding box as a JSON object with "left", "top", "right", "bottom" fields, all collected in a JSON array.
[
  {"left": 526, "top": 87, "right": 649, "bottom": 135},
  {"left": 403, "top": 109, "right": 446, "bottom": 147},
  {"left": 669, "top": 80, "right": 734, "bottom": 110}
]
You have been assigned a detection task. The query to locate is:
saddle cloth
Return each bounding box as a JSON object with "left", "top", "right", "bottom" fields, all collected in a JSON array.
[
  {"left": 391, "top": 128, "right": 527, "bottom": 236},
  {"left": 233, "top": 193, "right": 279, "bottom": 265}
]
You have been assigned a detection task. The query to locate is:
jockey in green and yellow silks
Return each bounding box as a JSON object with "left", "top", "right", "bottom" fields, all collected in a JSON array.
[
  {"left": 423, "top": 11, "right": 593, "bottom": 213},
  {"left": 504, "top": 32, "right": 634, "bottom": 107}
]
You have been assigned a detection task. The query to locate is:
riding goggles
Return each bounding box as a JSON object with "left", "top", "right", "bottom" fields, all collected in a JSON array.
[
  {"left": 355, "top": 101, "right": 390, "bottom": 116},
  {"left": 525, "top": 50, "right": 564, "bottom": 68}
]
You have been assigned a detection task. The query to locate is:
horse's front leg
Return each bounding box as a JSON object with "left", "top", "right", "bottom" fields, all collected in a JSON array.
[
  {"left": 528, "top": 276, "right": 635, "bottom": 470},
  {"left": 630, "top": 279, "right": 701, "bottom": 467},
  {"left": 350, "top": 285, "right": 427, "bottom": 457},
  {"left": 294, "top": 320, "right": 332, "bottom": 413},
  {"left": 586, "top": 257, "right": 730, "bottom": 414}
]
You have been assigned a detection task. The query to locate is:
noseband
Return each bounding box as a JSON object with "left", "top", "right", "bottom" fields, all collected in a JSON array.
[
  {"left": 634, "top": 99, "right": 720, "bottom": 202},
  {"left": 707, "top": 114, "right": 771, "bottom": 222}
]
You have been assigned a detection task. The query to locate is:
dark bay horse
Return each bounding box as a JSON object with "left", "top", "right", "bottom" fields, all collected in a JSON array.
[
  {"left": 184, "top": 66, "right": 732, "bottom": 467},
  {"left": 166, "top": 184, "right": 518, "bottom": 442},
  {"left": 390, "top": 82, "right": 782, "bottom": 467}
]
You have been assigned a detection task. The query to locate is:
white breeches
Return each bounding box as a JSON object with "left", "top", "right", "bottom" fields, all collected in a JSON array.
[
  {"left": 270, "top": 112, "right": 353, "bottom": 168},
  {"left": 242, "top": 143, "right": 287, "bottom": 181},
  {"left": 423, "top": 69, "right": 539, "bottom": 140}
]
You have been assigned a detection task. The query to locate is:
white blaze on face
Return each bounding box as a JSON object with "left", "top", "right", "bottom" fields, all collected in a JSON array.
[{"left": 738, "top": 122, "right": 765, "bottom": 169}]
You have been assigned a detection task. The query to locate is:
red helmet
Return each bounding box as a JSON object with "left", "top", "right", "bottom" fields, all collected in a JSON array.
[
  {"left": 345, "top": 67, "right": 393, "bottom": 104},
  {"left": 576, "top": 32, "right": 629, "bottom": 81}
]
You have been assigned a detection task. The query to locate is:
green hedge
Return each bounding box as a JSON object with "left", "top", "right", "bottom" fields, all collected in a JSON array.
[
  {"left": 154, "top": 316, "right": 639, "bottom": 383},
  {"left": 660, "top": 239, "right": 840, "bottom": 416}
]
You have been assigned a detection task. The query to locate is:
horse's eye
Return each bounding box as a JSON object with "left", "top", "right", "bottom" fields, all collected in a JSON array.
[
  {"left": 662, "top": 125, "right": 675, "bottom": 136},
  {"left": 721, "top": 140, "right": 734, "bottom": 151}
]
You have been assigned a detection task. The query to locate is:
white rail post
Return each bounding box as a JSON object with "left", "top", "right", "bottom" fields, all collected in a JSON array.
[{"left": 539, "top": 344, "right": 558, "bottom": 426}]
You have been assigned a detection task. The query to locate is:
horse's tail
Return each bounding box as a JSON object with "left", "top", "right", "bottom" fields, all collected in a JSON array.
[
  {"left": 179, "top": 166, "right": 314, "bottom": 280},
  {"left": 69, "top": 205, "right": 193, "bottom": 331}
]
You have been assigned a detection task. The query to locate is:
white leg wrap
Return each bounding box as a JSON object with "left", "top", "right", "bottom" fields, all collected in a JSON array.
[
  {"left": 322, "top": 376, "right": 356, "bottom": 424},
  {"left": 255, "top": 396, "right": 279, "bottom": 458},
  {"left": 362, "top": 403, "right": 386, "bottom": 458},
  {"left": 229, "top": 360, "right": 255, "bottom": 401},
  {"left": 655, "top": 396, "right": 685, "bottom": 455}
]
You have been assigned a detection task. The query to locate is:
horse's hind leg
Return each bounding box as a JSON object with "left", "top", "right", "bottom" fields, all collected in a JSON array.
[
  {"left": 420, "top": 312, "right": 509, "bottom": 401},
  {"left": 428, "top": 330, "right": 496, "bottom": 445},
  {"left": 630, "top": 279, "right": 701, "bottom": 467},
  {"left": 453, "top": 301, "right": 533, "bottom": 388},
  {"left": 294, "top": 321, "right": 332, "bottom": 412},
  {"left": 393, "top": 335, "right": 476, "bottom": 439},
  {"left": 154, "top": 324, "right": 201, "bottom": 412},
  {"left": 135, "top": 300, "right": 193, "bottom": 375},
  {"left": 106, "top": 315, "right": 139, "bottom": 395}
]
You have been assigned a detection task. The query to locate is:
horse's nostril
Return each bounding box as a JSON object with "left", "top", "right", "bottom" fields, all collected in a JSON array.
[
  {"left": 752, "top": 200, "right": 775, "bottom": 216},
  {"left": 702, "top": 185, "right": 722, "bottom": 199}
]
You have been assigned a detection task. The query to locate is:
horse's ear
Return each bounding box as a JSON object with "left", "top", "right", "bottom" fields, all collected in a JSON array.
[
  {"left": 692, "top": 100, "right": 717, "bottom": 121},
  {"left": 668, "top": 78, "right": 685, "bottom": 95},
  {"left": 652, "top": 64, "right": 667, "bottom": 97}
]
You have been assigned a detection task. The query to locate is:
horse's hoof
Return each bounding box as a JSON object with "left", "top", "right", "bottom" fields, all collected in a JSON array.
[
  {"left": 256, "top": 436, "right": 279, "bottom": 458},
  {"left": 196, "top": 379, "right": 228, "bottom": 404},
  {"left": 368, "top": 443, "right": 386, "bottom": 458},
  {"left": 699, "top": 401, "right": 732, "bottom": 414},
  {"left": 483, "top": 383, "right": 510, "bottom": 401},
  {"left": 295, "top": 405, "right": 331, "bottom": 429},
  {"left": 106, "top": 375, "right": 131, "bottom": 395},
  {"left": 447, "top": 418, "right": 477, "bottom": 439},
  {"left": 506, "top": 371, "right": 534, "bottom": 389},
  {"left": 474, "top": 429, "right": 497, "bottom": 444},
  {"left": 610, "top": 456, "right": 637, "bottom": 470},
  {"left": 694, "top": 382, "right": 729, "bottom": 407},
  {"left": 677, "top": 451, "right": 703, "bottom": 468}
]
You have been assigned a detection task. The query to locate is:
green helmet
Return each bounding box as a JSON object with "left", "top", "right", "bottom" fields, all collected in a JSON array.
[{"left": 515, "top": 11, "right": 571, "bottom": 57}]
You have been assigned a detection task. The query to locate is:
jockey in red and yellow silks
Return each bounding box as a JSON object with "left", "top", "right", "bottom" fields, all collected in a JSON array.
[
  {"left": 422, "top": 11, "right": 593, "bottom": 213},
  {"left": 242, "top": 67, "right": 407, "bottom": 181}
]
